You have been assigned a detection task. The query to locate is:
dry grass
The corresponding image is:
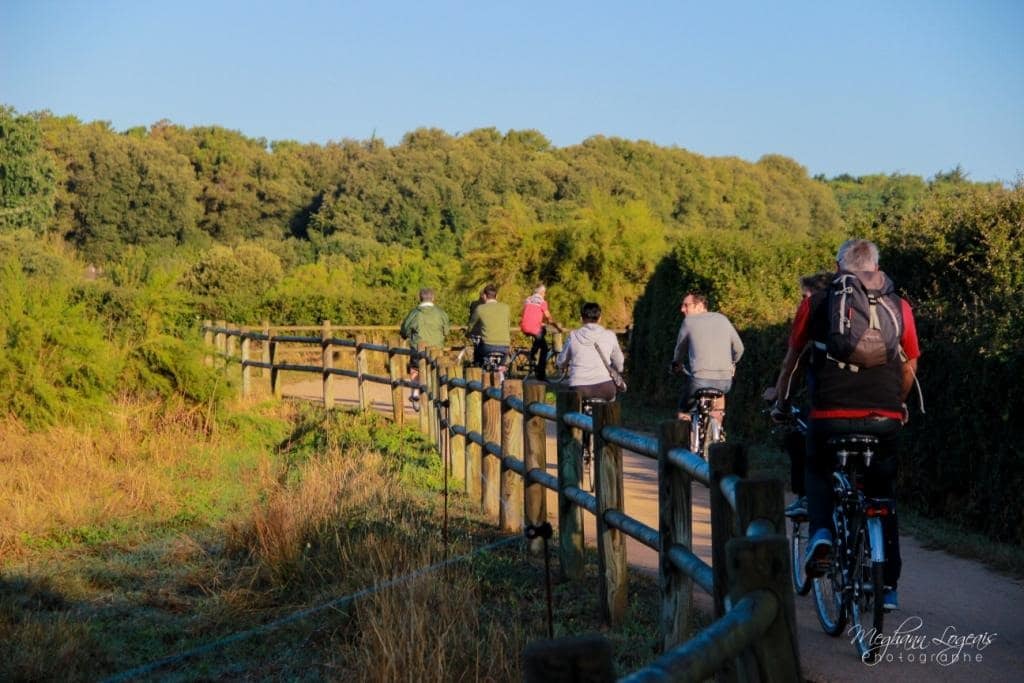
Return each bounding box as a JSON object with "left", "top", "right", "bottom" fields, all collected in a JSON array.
[{"left": 1, "top": 405, "right": 659, "bottom": 681}]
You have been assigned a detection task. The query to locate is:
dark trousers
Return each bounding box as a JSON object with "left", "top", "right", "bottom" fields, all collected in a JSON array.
[
  {"left": 527, "top": 328, "right": 548, "bottom": 380},
  {"left": 806, "top": 417, "right": 903, "bottom": 588}
]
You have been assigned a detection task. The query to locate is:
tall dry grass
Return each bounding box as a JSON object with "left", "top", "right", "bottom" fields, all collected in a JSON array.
[
  {"left": 0, "top": 395, "right": 282, "bottom": 563},
  {"left": 224, "top": 436, "right": 526, "bottom": 680}
]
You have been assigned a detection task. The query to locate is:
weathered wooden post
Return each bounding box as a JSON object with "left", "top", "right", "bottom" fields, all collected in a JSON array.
[
  {"left": 354, "top": 335, "right": 370, "bottom": 413},
  {"left": 203, "top": 319, "right": 213, "bottom": 366},
  {"left": 240, "top": 328, "right": 251, "bottom": 398},
  {"left": 225, "top": 324, "right": 236, "bottom": 364},
  {"left": 709, "top": 442, "right": 747, "bottom": 621},
  {"left": 449, "top": 362, "right": 466, "bottom": 484},
  {"left": 427, "top": 355, "right": 439, "bottom": 445},
  {"left": 269, "top": 330, "right": 282, "bottom": 399},
  {"left": 417, "top": 343, "right": 430, "bottom": 435},
  {"left": 322, "top": 321, "right": 335, "bottom": 409},
  {"left": 593, "top": 400, "right": 627, "bottom": 625},
  {"left": 215, "top": 319, "right": 226, "bottom": 367},
  {"left": 658, "top": 419, "right": 693, "bottom": 650},
  {"left": 437, "top": 360, "right": 450, "bottom": 458},
  {"left": 481, "top": 372, "right": 502, "bottom": 520},
  {"left": 500, "top": 379, "right": 524, "bottom": 533},
  {"left": 465, "top": 367, "right": 483, "bottom": 500},
  {"left": 523, "top": 380, "right": 548, "bottom": 555},
  {"left": 726, "top": 534, "right": 802, "bottom": 681},
  {"left": 556, "top": 389, "right": 585, "bottom": 581},
  {"left": 261, "top": 320, "right": 271, "bottom": 379},
  {"left": 388, "top": 336, "right": 404, "bottom": 425}
]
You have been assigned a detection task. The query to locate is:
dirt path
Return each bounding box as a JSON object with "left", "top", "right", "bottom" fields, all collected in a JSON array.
[{"left": 281, "top": 376, "right": 1024, "bottom": 682}]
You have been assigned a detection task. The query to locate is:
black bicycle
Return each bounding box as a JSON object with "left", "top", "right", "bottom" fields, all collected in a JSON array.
[
  {"left": 508, "top": 345, "right": 560, "bottom": 381},
  {"left": 810, "top": 434, "right": 891, "bottom": 663},
  {"left": 579, "top": 397, "right": 611, "bottom": 493},
  {"left": 685, "top": 387, "right": 726, "bottom": 460}
]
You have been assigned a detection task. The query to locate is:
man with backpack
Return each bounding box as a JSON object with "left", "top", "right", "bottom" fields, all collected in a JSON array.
[
  {"left": 400, "top": 288, "right": 450, "bottom": 412},
  {"left": 769, "top": 239, "right": 921, "bottom": 610}
]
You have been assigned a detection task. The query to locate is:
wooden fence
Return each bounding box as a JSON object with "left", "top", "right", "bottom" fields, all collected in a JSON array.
[{"left": 202, "top": 320, "right": 801, "bottom": 682}]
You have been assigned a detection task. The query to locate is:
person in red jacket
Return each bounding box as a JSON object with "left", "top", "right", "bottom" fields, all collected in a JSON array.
[
  {"left": 770, "top": 239, "right": 921, "bottom": 611},
  {"left": 519, "top": 285, "right": 562, "bottom": 381}
]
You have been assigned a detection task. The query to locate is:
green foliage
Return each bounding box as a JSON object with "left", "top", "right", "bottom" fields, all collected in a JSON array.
[
  {"left": 0, "top": 246, "right": 119, "bottom": 427},
  {"left": 40, "top": 116, "right": 201, "bottom": 262},
  {"left": 0, "top": 107, "right": 55, "bottom": 232},
  {"left": 183, "top": 243, "right": 284, "bottom": 321}
]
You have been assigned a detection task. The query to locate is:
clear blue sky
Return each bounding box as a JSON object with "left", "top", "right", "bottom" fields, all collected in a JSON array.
[{"left": 3, "top": 1, "right": 1022, "bottom": 183}]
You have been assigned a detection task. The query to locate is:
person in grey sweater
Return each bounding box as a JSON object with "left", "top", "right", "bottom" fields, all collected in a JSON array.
[
  {"left": 671, "top": 292, "right": 744, "bottom": 421},
  {"left": 557, "top": 302, "right": 624, "bottom": 401}
]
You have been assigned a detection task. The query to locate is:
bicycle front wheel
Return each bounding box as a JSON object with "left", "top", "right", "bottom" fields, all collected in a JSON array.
[
  {"left": 790, "top": 520, "right": 812, "bottom": 595},
  {"left": 812, "top": 556, "right": 848, "bottom": 637}
]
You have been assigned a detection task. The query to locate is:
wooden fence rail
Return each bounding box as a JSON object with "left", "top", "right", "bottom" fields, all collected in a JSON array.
[{"left": 201, "top": 321, "right": 800, "bottom": 682}]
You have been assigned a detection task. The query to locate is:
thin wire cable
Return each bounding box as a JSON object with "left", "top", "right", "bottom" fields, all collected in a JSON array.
[{"left": 103, "top": 535, "right": 519, "bottom": 683}]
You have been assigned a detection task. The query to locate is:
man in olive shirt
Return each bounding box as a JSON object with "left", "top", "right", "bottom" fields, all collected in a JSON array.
[
  {"left": 400, "top": 288, "right": 450, "bottom": 410},
  {"left": 467, "top": 284, "right": 511, "bottom": 366}
]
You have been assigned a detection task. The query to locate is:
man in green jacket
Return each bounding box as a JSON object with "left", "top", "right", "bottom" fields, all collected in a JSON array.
[
  {"left": 400, "top": 288, "right": 450, "bottom": 411},
  {"left": 467, "top": 284, "right": 511, "bottom": 367}
]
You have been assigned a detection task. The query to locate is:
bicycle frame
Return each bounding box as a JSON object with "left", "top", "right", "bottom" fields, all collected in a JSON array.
[{"left": 687, "top": 389, "right": 725, "bottom": 459}]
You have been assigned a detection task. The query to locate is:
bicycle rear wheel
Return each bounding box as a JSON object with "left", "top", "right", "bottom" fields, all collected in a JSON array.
[
  {"left": 508, "top": 349, "right": 532, "bottom": 379},
  {"left": 850, "top": 551, "right": 886, "bottom": 662},
  {"left": 812, "top": 555, "right": 848, "bottom": 636},
  {"left": 582, "top": 436, "right": 594, "bottom": 493},
  {"left": 790, "top": 520, "right": 812, "bottom": 595}
]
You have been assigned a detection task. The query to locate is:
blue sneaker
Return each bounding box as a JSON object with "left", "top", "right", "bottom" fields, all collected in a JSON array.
[
  {"left": 804, "top": 528, "right": 833, "bottom": 578},
  {"left": 784, "top": 496, "right": 808, "bottom": 519},
  {"left": 883, "top": 588, "right": 899, "bottom": 611}
]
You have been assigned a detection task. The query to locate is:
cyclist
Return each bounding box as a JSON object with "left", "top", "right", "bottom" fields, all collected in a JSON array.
[
  {"left": 467, "top": 284, "right": 511, "bottom": 369},
  {"left": 769, "top": 239, "right": 920, "bottom": 611},
  {"left": 399, "top": 288, "right": 450, "bottom": 412},
  {"left": 763, "top": 271, "right": 832, "bottom": 518},
  {"left": 671, "top": 292, "right": 744, "bottom": 425},
  {"left": 519, "top": 284, "right": 563, "bottom": 381},
  {"left": 556, "top": 302, "right": 624, "bottom": 401}
]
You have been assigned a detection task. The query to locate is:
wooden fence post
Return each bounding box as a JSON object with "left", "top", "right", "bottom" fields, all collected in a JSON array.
[
  {"left": 240, "top": 329, "right": 251, "bottom": 398},
  {"left": 261, "top": 320, "right": 270, "bottom": 379},
  {"left": 594, "top": 400, "right": 627, "bottom": 626},
  {"left": 709, "top": 442, "right": 747, "bottom": 619},
  {"left": 215, "top": 319, "right": 226, "bottom": 367},
  {"left": 523, "top": 380, "right": 548, "bottom": 555},
  {"left": 500, "top": 379, "right": 524, "bottom": 533},
  {"left": 427, "top": 355, "right": 439, "bottom": 445},
  {"left": 269, "top": 331, "right": 282, "bottom": 399},
  {"left": 437, "top": 360, "right": 450, "bottom": 459},
  {"left": 465, "top": 367, "right": 483, "bottom": 500},
  {"left": 449, "top": 363, "right": 466, "bottom": 484},
  {"left": 417, "top": 343, "right": 430, "bottom": 435},
  {"left": 203, "top": 319, "right": 213, "bottom": 366},
  {"left": 388, "top": 336, "right": 404, "bottom": 425},
  {"left": 356, "top": 333, "right": 369, "bottom": 412},
  {"left": 481, "top": 372, "right": 501, "bottom": 520},
  {"left": 658, "top": 420, "right": 693, "bottom": 650},
  {"left": 556, "top": 389, "right": 585, "bottom": 581},
  {"left": 726, "top": 534, "right": 802, "bottom": 682},
  {"left": 322, "top": 321, "right": 335, "bottom": 409},
  {"left": 225, "top": 324, "right": 236, "bottom": 363}
]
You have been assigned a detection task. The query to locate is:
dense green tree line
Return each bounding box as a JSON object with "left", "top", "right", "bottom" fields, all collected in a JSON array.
[{"left": 2, "top": 104, "right": 1020, "bottom": 541}]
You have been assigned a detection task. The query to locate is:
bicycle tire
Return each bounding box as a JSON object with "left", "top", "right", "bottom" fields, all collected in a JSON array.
[
  {"left": 848, "top": 534, "right": 885, "bottom": 661},
  {"left": 812, "top": 553, "right": 848, "bottom": 636},
  {"left": 790, "top": 520, "right": 812, "bottom": 596},
  {"left": 582, "top": 435, "right": 594, "bottom": 493},
  {"left": 508, "top": 349, "right": 531, "bottom": 379}
]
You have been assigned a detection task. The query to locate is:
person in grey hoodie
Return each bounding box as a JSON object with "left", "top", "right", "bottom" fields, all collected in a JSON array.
[
  {"left": 671, "top": 292, "right": 744, "bottom": 422},
  {"left": 556, "top": 302, "right": 624, "bottom": 401}
]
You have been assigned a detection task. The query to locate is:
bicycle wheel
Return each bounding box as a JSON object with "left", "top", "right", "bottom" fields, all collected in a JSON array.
[
  {"left": 812, "top": 551, "right": 848, "bottom": 636},
  {"left": 508, "top": 350, "right": 531, "bottom": 379},
  {"left": 849, "top": 541, "right": 885, "bottom": 662},
  {"left": 582, "top": 437, "right": 594, "bottom": 493},
  {"left": 790, "top": 520, "right": 812, "bottom": 595}
]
